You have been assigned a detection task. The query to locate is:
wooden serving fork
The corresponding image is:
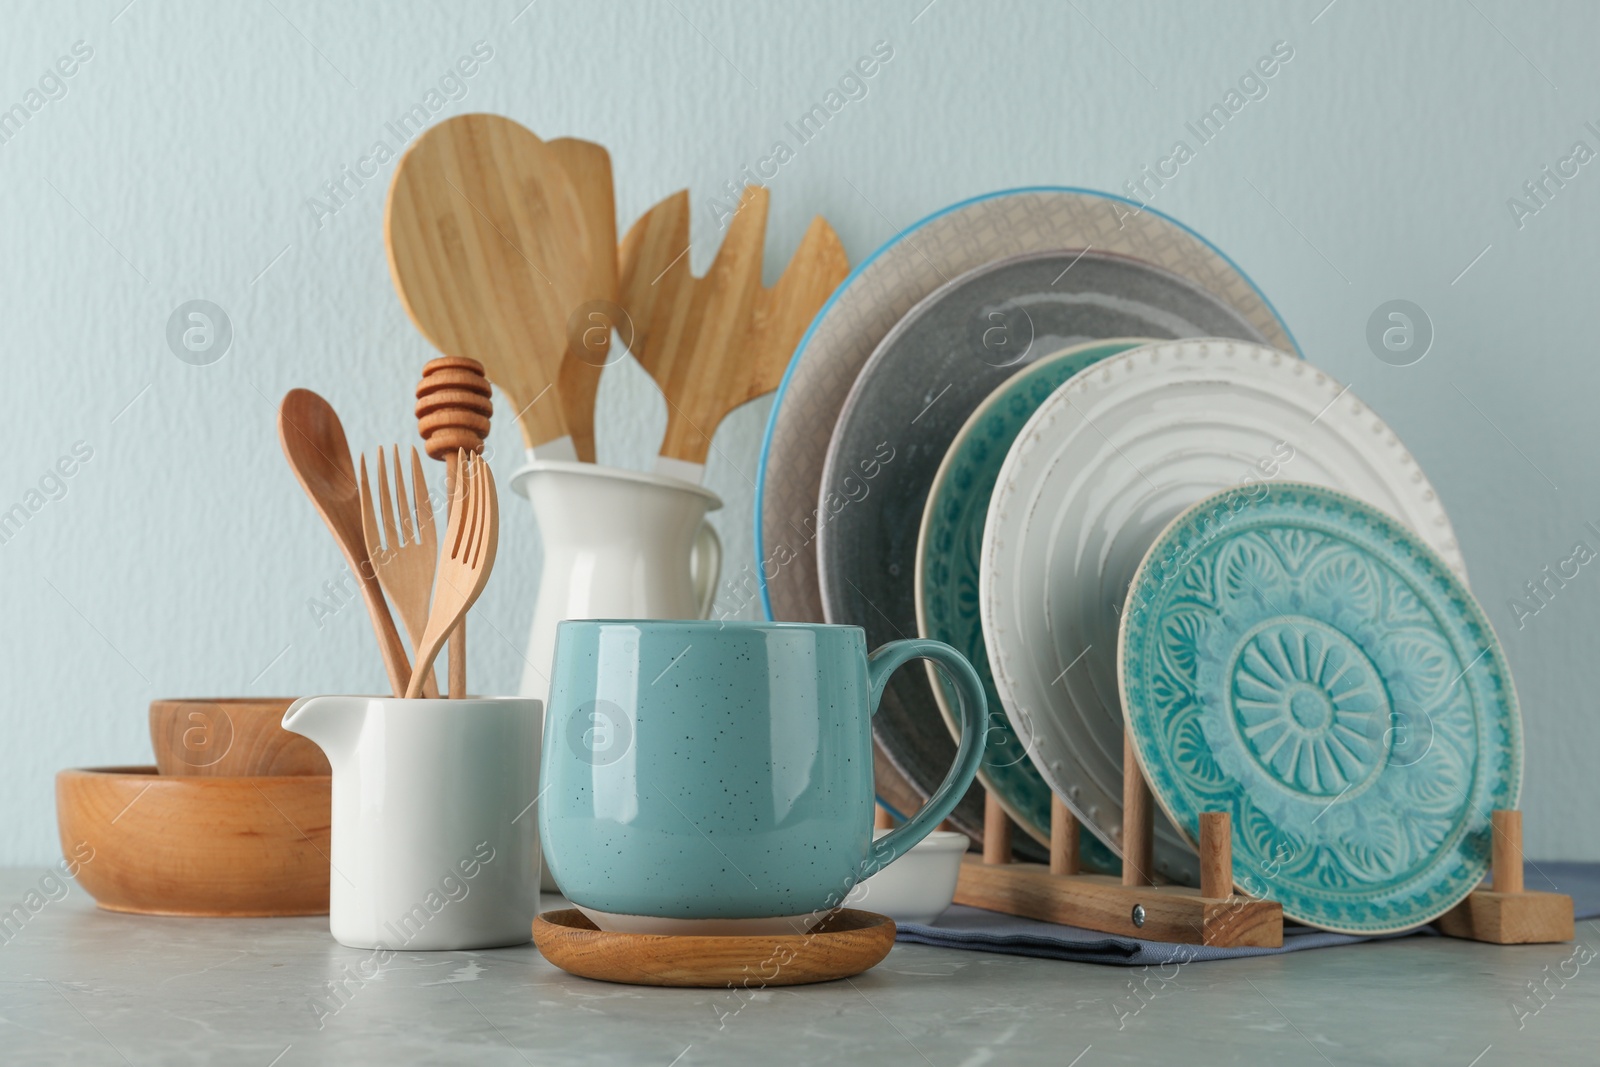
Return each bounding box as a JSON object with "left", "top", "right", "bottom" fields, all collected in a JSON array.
[
  {"left": 360, "top": 445, "right": 439, "bottom": 698},
  {"left": 405, "top": 451, "right": 499, "bottom": 699}
]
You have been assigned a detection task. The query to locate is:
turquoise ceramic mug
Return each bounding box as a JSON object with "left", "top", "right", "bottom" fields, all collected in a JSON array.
[{"left": 541, "top": 620, "right": 986, "bottom": 934}]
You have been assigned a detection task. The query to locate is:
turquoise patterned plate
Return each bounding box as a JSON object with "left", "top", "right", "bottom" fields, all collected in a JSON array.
[
  {"left": 1119, "top": 483, "right": 1521, "bottom": 933},
  {"left": 916, "top": 339, "right": 1147, "bottom": 870}
]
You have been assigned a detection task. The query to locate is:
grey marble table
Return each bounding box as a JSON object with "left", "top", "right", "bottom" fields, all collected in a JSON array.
[{"left": 0, "top": 869, "right": 1595, "bottom": 1066}]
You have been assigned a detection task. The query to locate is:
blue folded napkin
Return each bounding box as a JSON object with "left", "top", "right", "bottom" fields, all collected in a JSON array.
[{"left": 893, "top": 861, "right": 1600, "bottom": 965}]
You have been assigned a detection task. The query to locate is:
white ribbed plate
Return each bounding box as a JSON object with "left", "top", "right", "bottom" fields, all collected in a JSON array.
[{"left": 979, "top": 339, "right": 1465, "bottom": 883}]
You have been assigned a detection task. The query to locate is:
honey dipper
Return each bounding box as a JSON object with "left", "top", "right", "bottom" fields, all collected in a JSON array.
[{"left": 415, "top": 355, "right": 493, "bottom": 698}]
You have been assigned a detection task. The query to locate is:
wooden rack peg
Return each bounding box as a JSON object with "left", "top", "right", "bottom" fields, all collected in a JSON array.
[
  {"left": 950, "top": 737, "right": 1570, "bottom": 949},
  {"left": 1198, "top": 812, "right": 1232, "bottom": 901},
  {"left": 952, "top": 732, "right": 1283, "bottom": 948},
  {"left": 983, "top": 792, "right": 1013, "bottom": 865},
  {"left": 1437, "top": 810, "right": 1574, "bottom": 944},
  {"left": 1121, "top": 734, "right": 1154, "bottom": 888},
  {"left": 1049, "top": 794, "right": 1079, "bottom": 877}
]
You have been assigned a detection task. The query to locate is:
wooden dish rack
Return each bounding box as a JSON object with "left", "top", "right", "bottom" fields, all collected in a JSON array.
[{"left": 949, "top": 734, "right": 1574, "bottom": 947}]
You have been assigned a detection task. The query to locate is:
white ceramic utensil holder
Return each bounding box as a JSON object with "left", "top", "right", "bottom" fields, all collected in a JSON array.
[{"left": 283, "top": 696, "right": 542, "bottom": 951}]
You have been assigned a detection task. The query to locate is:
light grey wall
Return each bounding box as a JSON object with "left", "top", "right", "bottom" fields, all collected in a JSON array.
[{"left": 3, "top": 1, "right": 1594, "bottom": 863}]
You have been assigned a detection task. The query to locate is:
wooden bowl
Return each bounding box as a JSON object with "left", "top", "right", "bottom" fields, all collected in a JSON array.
[
  {"left": 149, "top": 698, "right": 329, "bottom": 777},
  {"left": 532, "top": 908, "right": 897, "bottom": 987},
  {"left": 56, "top": 766, "right": 330, "bottom": 916}
]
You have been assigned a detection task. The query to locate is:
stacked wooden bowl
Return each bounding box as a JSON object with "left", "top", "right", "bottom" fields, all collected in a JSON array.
[{"left": 56, "top": 698, "right": 332, "bottom": 916}]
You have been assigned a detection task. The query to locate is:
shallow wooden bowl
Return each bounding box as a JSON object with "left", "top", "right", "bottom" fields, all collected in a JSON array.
[
  {"left": 56, "top": 766, "right": 330, "bottom": 916},
  {"left": 532, "top": 908, "right": 896, "bottom": 987},
  {"left": 150, "top": 698, "right": 329, "bottom": 777}
]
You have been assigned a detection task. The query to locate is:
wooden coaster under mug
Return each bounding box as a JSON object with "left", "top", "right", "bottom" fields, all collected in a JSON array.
[{"left": 533, "top": 908, "right": 896, "bottom": 987}]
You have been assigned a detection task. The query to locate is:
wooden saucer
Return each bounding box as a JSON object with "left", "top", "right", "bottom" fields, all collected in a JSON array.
[{"left": 533, "top": 908, "right": 896, "bottom": 987}]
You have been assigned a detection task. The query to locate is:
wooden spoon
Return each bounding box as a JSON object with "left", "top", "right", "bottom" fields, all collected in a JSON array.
[
  {"left": 278, "top": 389, "right": 410, "bottom": 696},
  {"left": 386, "top": 114, "right": 590, "bottom": 459},
  {"left": 549, "top": 137, "right": 619, "bottom": 464},
  {"left": 619, "top": 186, "right": 848, "bottom": 481}
]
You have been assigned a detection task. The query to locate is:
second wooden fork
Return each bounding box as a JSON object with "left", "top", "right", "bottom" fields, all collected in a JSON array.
[
  {"left": 406, "top": 450, "right": 498, "bottom": 699},
  {"left": 361, "top": 445, "right": 439, "bottom": 698}
]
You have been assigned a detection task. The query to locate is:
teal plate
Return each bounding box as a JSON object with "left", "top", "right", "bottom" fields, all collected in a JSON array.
[
  {"left": 1118, "top": 482, "right": 1521, "bottom": 933},
  {"left": 915, "top": 339, "right": 1147, "bottom": 874}
]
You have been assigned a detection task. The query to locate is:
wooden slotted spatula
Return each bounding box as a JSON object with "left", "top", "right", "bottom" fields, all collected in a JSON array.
[
  {"left": 549, "top": 138, "right": 618, "bottom": 464},
  {"left": 386, "top": 113, "right": 591, "bottom": 460},
  {"left": 619, "top": 186, "right": 848, "bottom": 482},
  {"left": 744, "top": 213, "right": 849, "bottom": 401}
]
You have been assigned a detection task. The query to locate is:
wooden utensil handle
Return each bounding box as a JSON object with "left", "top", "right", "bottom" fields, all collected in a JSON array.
[
  {"left": 446, "top": 451, "right": 466, "bottom": 699},
  {"left": 355, "top": 563, "right": 410, "bottom": 698}
]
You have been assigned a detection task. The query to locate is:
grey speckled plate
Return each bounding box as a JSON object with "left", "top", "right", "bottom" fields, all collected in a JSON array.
[
  {"left": 815, "top": 252, "right": 1266, "bottom": 845},
  {"left": 755, "top": 187, "right": 1296, "bottom": 834}
]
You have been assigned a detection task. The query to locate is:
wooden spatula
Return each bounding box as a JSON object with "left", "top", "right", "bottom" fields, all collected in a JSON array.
[
  {"left": 385, "top": 113, "right": 590, "bottom": 459},
  {"left": 549, "top": 138, "right": 618, "bottom": 465},
  {"left": 745, "top": 213, "right": 849, "bottom": 398},
  {"left": 619, "top": 186, "right": 848, "bottom": 482}
]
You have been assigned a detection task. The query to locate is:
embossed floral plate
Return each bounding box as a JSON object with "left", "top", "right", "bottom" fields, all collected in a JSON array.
[
  {"left": 915, "top": 338, "right": 1149, "bottom": 861},
  {"left": 818, "top": 253, "right": 1266, "bottom": 845},
  {"left": 1118, "top": 482, "right": 1520, "bottom": 933},
  {"left": 979, "top": 340, "right": 1467, "bottom": 885}
]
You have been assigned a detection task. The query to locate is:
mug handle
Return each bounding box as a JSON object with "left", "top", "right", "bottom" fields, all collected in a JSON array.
[
  {"left": 691, "top": 521, "right": 722, "bottom": 618},
  {"left": 859, "top": 639, "right": 985, "bottom": 880}
]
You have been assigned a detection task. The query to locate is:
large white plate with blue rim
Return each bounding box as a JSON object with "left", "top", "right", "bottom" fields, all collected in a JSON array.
[
  {"left": 753, "top": 186, "right": 1297, "bottom": 834},
  {"left": 979, "top": 339, "right": 1467, "bottom": 883},
  {"left": 1119, "top": 481, "right": 1519, "bottom": 932},
  {"left": 757, "top": 187, "right": 1299, "bottom": 628}
]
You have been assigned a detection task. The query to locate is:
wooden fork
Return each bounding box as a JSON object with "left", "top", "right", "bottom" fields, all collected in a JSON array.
[
  {"left": 405, "top": 450, "right": 498, "bottom": 699},
  {"left": 360, "top": 445, "right": 439, "bottom": 698}
]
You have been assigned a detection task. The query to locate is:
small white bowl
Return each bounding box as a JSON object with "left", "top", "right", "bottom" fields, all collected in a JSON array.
[{"left": 843, "top": 829, "right": 969, "bottom": 924}]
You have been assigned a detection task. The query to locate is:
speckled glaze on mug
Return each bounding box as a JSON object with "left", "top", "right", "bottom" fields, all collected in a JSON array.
[{"left": 541, "top": 620, "right": 986, "bottom": 933}]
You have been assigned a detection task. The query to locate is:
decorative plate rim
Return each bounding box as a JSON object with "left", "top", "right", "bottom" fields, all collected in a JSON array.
[
  {"left": 914, "top": 337, "right": 1152, "bottom": 848},
  {"left": 1116, "top": 480, "right": 1521, "bottom": 934},
  {"left": 978, "top": 338, "right": 1468, "bottom": 884}
]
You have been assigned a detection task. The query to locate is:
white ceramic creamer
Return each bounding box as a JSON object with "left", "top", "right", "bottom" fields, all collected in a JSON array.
[
  {"left": 511, "top": 460, "right": 722, "bottom": 705},
  {"left": 282, "top": 696, "right": 541, "bottom": 950}
]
